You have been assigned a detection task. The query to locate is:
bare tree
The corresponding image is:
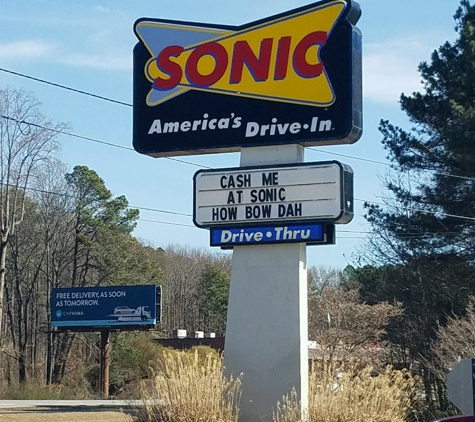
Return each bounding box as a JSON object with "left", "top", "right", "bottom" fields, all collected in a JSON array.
[
  {"left": 307, "top": 266, "right": 342, "bottom": 294},
  {"left": 432, "top": 297, "right": 475, "bottom": 376},
  {"left": 32, "top": 160, "right": 74, "bottom": 384},
  {"left": 308, "top": 286, "right": 402, "bottom": 366},
  {"left": 162, "top": 245, "right": 231, "bottom": 334},
  {"left": 0, "top": 87, "right": 67, "bottom": 340}
]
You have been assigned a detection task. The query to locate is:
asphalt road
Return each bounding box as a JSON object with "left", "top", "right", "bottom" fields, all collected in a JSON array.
[{"left": 0, "top": 400, "right": 142, "bottom": 409}]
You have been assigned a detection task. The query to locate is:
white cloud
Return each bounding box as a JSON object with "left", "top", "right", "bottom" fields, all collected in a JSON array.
[
  {"left": 363, "top": 39, "right": 430, "bottom": 104},
  {"left": 0, "top": 40, "right": 56, "bottom": 60},
  {"left": 0, "top": 37, "right": 131, "bottom": 72},
  {"left": 60, "top": 52, "right": 132, "bottom": 71}
]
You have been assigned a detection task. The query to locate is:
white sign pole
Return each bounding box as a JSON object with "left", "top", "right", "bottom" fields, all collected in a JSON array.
[{"left": 224, "top": 144, "right": 308, "bottom": 422}]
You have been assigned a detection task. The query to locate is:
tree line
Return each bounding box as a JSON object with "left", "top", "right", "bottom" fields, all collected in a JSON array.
[
  {"left": 0, "top": 87, "right": 231, "bottom": 388},
  {"left": 342, "top": 1, "right": 475, "bottom": 418}
]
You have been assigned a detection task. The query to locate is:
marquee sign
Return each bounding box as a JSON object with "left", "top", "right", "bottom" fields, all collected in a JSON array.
[
  {"left": 193, "top": 161, "right": 353, "bottom": 228},
  {"left": 133, "top": 0, "right": 362, "bottom": 157}
]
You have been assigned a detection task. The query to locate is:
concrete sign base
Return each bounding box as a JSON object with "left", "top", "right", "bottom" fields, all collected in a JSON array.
[
  {"left": 224, "top": 145, "right": 308, "bottom": 422},
  {"left": 447, "top": 358, "right": 475, "bottom": 415}
]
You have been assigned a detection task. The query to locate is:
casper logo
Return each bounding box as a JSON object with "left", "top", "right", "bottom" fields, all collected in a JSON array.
[{"left": 134, "top": 0, "right": 347, "bottom": 107}]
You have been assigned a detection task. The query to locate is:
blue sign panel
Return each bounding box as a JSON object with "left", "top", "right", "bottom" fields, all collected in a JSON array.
[
  {"left": 51, "top": 285, "right": 159, "bottom": 328},
  {"left": 210, "top": 224, "right": 332, "bottom": 247}
]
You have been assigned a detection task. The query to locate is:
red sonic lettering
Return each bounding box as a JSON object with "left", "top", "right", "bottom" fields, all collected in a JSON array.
[{"left": 152, "top": 31, "right": 327, "bottom": 91}]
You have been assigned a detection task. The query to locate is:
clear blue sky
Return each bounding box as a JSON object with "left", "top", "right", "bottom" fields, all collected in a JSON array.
[{"left": 0, "top": 0, "right": 463, "bottom": 268}]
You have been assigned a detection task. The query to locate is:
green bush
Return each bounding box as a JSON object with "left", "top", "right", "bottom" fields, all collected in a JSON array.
[{"left": 85, "top": 332, "right": 166, "bottom": 397}]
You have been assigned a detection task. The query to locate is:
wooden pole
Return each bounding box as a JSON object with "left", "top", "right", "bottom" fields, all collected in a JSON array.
[{"left": 100, "top": 331, "right": 110, "bottom": 398}]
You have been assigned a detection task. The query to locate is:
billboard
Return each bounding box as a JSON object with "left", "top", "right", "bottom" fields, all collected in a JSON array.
[
  {"left": 193, "top": 161, "right": 353, "bottom": 228},
  {"left": 51, "top": 285, "right": 161, "bottom": 329},
  {"left": 133, "top": 0, "right": 362, "bottom": 157},
  {"left": 210, "top": 224, "right": 335, "bottom": 247}
]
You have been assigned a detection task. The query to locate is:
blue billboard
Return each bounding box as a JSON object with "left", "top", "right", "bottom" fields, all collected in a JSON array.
[
  {"left": 51, "top": 285, "right": 160, "bottom": 328},
  {"left": 210, "top": 224, "right": 334, "bottom": 247}
]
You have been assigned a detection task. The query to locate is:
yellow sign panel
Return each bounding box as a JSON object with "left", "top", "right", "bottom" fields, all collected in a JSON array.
[{"left": 136, "top": 1, "right": 346, "bottom": 107}]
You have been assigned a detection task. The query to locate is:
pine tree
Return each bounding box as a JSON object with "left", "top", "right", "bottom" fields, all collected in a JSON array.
[
  {"left": 367, "top": 1, "right": 475, "bottom": 264},
  {"left": 354, "top": 2, "right": 475, "bottom": 417}
]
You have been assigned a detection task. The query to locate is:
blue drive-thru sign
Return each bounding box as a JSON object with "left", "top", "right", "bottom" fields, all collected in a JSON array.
[
  {"left": 210, "top": 224, "right": 334, "bottom": 247},
  {"left": 51, "top": 285, "right": 160, "bottom": 328}
]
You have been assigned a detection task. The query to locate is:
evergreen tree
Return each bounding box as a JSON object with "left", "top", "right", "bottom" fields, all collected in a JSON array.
[
  {"left": 354, "top": 1, "right": 475, "bottom": 417},
  {"left": 367, "top": 1, "right": 475, "bottom": 263},
  {"left": 196, "top": 264, "right": 230, "bottom": 333},
  {"left": 65, "top": 165, "right": 140, "bottom": 287}
]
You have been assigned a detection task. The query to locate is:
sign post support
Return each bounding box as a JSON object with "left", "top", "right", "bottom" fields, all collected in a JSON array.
[
  {"left": 100, "top": 330, "right": 111, "bottom": 398},
  {"left": 224, "top": 144, "right": 308, "bottom": 422},
  {"left": 447, "top": 358, "right": 475, "bottom": 415}
]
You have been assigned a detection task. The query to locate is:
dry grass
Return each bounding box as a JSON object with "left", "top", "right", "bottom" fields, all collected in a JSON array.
[
  {"left": 0, "top": 381, "right": 91, "bottom": 400},
  {"left": 137, "top": 349, "right": 241, "bottom": 422},
  {"left": 136, "top": 347, "right": 414, "bottom": 422},
  {"left": 274, "top": 362, "right": 415, "bottom": 422}
]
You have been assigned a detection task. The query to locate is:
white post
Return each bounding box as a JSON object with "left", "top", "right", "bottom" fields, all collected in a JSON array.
[{"left": 224, "top": 144, "right": 308, "bottom": 422}]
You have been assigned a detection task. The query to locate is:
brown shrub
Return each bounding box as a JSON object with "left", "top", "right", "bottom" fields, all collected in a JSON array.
[
  {"left": 137, "top": 349, "right": 241, "bottom": 422},
  {"left": 274, "top": 361, "right": 415, "bottom": 422}
]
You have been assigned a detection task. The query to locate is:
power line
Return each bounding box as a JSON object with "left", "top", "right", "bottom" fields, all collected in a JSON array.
[
  {"left": 0, "top": 113, "right": 134, "bottom": 151},
  {"left": 138, "top": 218, "right": 194, "bottom": 228},
  {"left": 339, "top": 228, "right": 461, "bottom": 236},
  {"left": 308, "top": 147, "right": 390, "bottom": 167},
  {"left": 0, "top": 181, "right": 192, "bottom": 219},
  {"left": 3, "top": 70, "right": 474, "bottom": 239},
  {"left": 3, "top": 180, "right": 473, "bottom": 239},
  {"left": 3, "top": 170, "right": 475, "bottom": 230},
  {"left": 166, "top": 157, "right": 212, "bottom": 169},
  {"left": 1, "top": 177, "right": 472, "bottom": 238},
  {"left": 0, "top": 114, "right": 211, "bottom": 169},
  {"left": 355, "top": 197, "right": 475, "bottom": 222},
  {"left": 3, "top": 69, "right": 475, "bottom": 226},
  {"left": 3, "top": 66, "right": 475, "bottom": 183},
  {"left": 308, "top": 147, "right": 475, "bottom": 182},
  {"left": 135, "top": 206, "right": 191, "bottom": 217},
  {"left": 0, "top": 67, "right": 132, "bottom": 107}
]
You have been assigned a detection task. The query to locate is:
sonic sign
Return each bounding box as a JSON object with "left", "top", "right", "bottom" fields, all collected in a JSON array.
[{"left": 133, "top": 0, "right": 362, "bottom": 157}]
